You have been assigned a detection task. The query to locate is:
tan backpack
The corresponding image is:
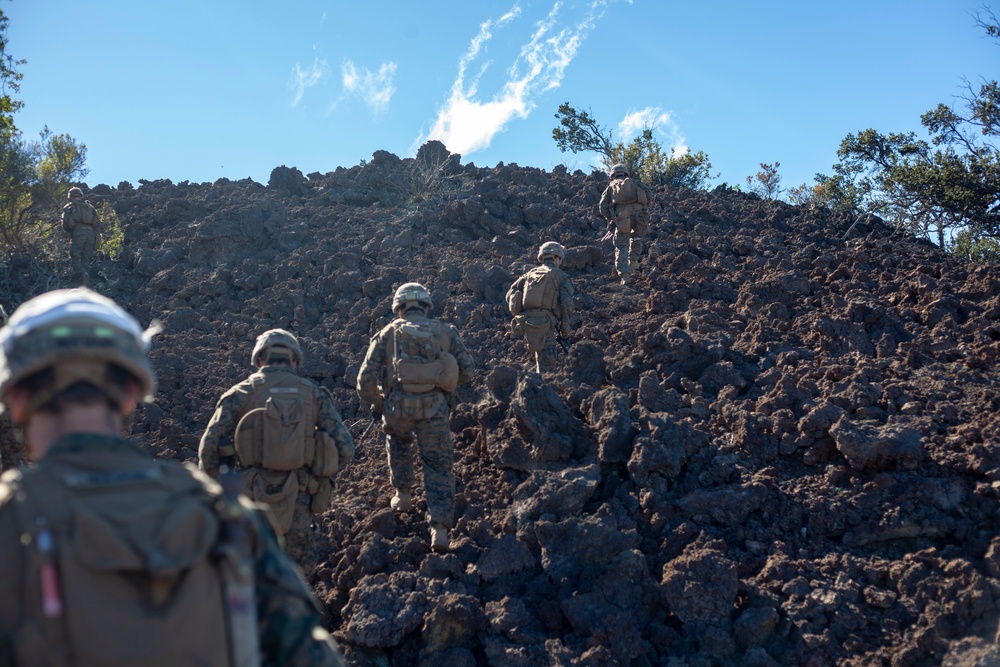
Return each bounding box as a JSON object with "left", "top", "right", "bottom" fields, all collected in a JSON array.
[
  {"left": 521, "top": 264, "right": 560, "bottom": 312},
  {"left": 234, "top": 371, "right": 317, "bottom": 472},
  {"left": 389, "top": 319, "right": 459, "bottom": 394},
  {"left": 4, "top": 460, "right": 258, "bottom": 667},
  {"left": 610, "top": 177, "right": 647, "bottom": 206},
  {"left": 72, "top": 201, "right": 98, "bottom": 227}
]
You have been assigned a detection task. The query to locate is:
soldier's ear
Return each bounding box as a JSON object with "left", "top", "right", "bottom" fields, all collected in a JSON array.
[
  {"left": 120, "top": 380, "right": 141, "bottom": 416},
  {"left": 3, "top": 386, "right": 29, "bottom": 424}
]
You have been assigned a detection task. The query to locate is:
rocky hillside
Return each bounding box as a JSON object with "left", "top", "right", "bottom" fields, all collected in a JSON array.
[{"left": 5, "top": 140, "right": 1000, "bottom": 666}]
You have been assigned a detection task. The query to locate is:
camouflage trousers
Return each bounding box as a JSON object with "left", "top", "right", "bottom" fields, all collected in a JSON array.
[
  {"left": 70, "top": 227, "right": 97, "bottom": 285},
  {"left": 285, "top": 491, "right": 317, "bottom": 571},
  {"left": 612, "top": 206, "right": 644, "bottom": 278},
  {"left": 534, "top": 329, "right": 560, "bottom": 373},
  {"left": 382, "top": 391, "right": 455, "bottom": 528},
  {"left": 517, "top": 310, "right": 560, "bottom": 373},
  {"left": 243, "top": 467, "right": 316, "bottom": 571}
]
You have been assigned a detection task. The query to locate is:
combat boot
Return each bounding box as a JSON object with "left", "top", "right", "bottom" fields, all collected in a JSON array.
[
  {"left": 390, "top": 488, "right": 412, "bottom": 512},
  {"left": 430, "top": 523, "right": 450, "bottom": 553}
]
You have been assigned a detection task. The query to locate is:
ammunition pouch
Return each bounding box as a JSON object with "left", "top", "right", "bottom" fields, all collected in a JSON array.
[
  {"left": 518, "top": 310, "right": 553, "bottom": 353},
  {"left": 246, "top": 469, "right": 298, "bottom": 535},
  {"left": 309, "top": 477, "right": 333, "bottom": 514}
]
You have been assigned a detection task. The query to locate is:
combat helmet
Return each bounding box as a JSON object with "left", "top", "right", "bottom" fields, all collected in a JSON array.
[
  {"left": 251, "top": 328, "right": 303, "bottom": 367},
  {"left": 537, "top": 241, "right": 566, "bottom": 262},
  {"left": 610, "top": 164, "right": 628, "bottom": 178},
  {"left": 392, "top": 282, "right": 433, "bottom": 314},
  {"left": 67, "top": 187, "right": 84, "bottom": 200},
  {"left": 0, "top": 288, "right": 157, "bottom": 421}
]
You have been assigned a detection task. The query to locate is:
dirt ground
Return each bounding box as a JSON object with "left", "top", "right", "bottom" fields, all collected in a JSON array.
[{"left": 4, "top": 142, "right": 1000, "bottom": 666}]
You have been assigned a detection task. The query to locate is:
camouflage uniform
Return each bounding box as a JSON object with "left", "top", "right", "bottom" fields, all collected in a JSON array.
[
  {"left": 506, "top": 250, "right": 574, "bottom": 373},
  {"left": 357, "top": 311, "right": 475, "bottom": 533},
  {"left": 199, "top": 365, "right": 354, "bottom": 567},
  {"left": 0, "top": 434, "right": 346, "bottom": 666},
  {"left": 61, "top": 189, "right": 100, "bottom": 286},
  {"left": 599, "top": 166, "right": 651, "bottom": 283}
]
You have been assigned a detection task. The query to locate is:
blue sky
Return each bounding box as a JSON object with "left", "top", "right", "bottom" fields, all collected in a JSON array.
[{"left": 8, "top": 1, "right": 997, "bottom": 193}]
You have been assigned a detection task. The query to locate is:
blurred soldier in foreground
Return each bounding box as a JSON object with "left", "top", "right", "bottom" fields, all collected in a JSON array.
[
  {"left": 599, "top": 163, "right": 652, "bottom": 285},
  {"left": 61, "top": 187, "right": 100, "bottom": 286},
  {"left": 356, "top": 282, "right": 475, "bottom": 552},
  {"left": 506, "top": 241, "right": 575, "bottom": 374},
  {"left": 199, "top": 328, "right": 354, "bottom": 569},
  {"left": 0, "top": 288, "right": 345, "bottom": 666}
]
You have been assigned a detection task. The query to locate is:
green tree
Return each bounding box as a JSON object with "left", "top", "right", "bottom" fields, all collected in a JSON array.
[
  {"left": 746, "top": 161, "right": 782, "bottom": 199},
  {"left": 552, "top": 103, "right": 714, "bottom": 189},
  {"left": 96, "top": 201, "right": 123, "bottom": 260},
  {"left": 952, "top": 227, "right": 1000, "bottom": 262},
  {"left": 0, "top": 8, "right": 89, "bottom": 253},
  {"left": 820, "top": 9, "right": 999, "bottom": 250}
]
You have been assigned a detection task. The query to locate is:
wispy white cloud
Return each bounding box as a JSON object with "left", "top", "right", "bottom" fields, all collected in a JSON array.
[
  {"left": 341, "top": 60, "right": 398, "bottom": 114},
  {"left": 620, "top": 106, "right": 689, "bottom": 154},
  {"left": 289, "top": 57, "right": 329, "bottom": 107},
  {"left": 425, "top": 1, "right": 610, "bottom": 156}
]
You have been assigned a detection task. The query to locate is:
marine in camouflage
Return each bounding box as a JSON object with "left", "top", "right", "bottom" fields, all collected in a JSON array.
[
  {"left": 356, "top": 293, "right": 474, "bottom": 547},
  {"left": 599, "top": 166, "right": 652, "bottom": 283},
  {"left": 61, "top": 188, "right": 100, "bottom": 286},
  {"left": 199, "top": 362, "right": 354, "bottom": 569},
  {"left": 506, "top": 242, "right": 575, "bottom": 374}
]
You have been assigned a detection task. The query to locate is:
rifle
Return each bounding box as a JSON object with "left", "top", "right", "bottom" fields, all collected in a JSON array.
[
  {"left": 359, "top": 417, "right": 378, "bottom": 442},
  {"left": 600, "top": 218, "right": 614, "bottom": 242}
]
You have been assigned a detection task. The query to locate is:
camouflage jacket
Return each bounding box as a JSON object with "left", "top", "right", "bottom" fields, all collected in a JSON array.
[
  {"left": 199, "top": 365, "right": 354, "bottom": 478},
  {"left": 0, "top": 434, "right": 346, "bottom": 667},
  {"left": 357, "top": 312, "right": 475, "bottom": 412}
]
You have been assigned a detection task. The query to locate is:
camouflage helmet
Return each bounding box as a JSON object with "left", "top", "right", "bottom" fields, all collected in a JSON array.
[
  {"left": 392, "top": 282, "right": 433, "bottom": 314},
  {"left": 537, "top": 241, "right": 566, "bottom": 262},
  {"left": 251, "top": 328, "right": 303, "bottom": 367},
  {"left": 0, "top": 288, "right": 157, "bottom": 421},
  {"left": 67, "top": 187, "right": 84, "bottom": 200},
  {"left": 610, "top": 164, "right": 628, "bottom": 177}
]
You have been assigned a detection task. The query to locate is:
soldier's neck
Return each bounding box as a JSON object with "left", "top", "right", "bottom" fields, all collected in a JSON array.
[{"left": 24, "top": 404, "right": 124, "bottom": 460}]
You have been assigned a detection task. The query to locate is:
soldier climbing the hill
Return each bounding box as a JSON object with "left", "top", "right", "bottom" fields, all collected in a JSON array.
[
  {"left": 199, "top": 328, "right": 354, "bottom": 569},
  {"left": 356, "top": 282, "right": 475, "bottom": 553},
  {"left": 0, "top": 288, "right": 345, "bottom": 666},
  {"left": 599, "top": 164, "right": 653, "bottom": 285},
  {"left": 506, "top": 241, "right": 575, "bottom": 374},
  {"left": 61, "top": 187, "right": 100, "bottom": 286}
]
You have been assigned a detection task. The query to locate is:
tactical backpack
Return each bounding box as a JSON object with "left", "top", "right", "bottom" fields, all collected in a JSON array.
[
  {"left": 610, "top": 177, "right": 647, "bottom": 207},
  {"left": 63, "top": 201, "right": 98, "bottom": 232},
  {"left": 233, "top": 370, "right": 339, "bottom": 529},
  {"left": 4, "top": 459, "right": 258, "bottom": 667},
  {"left": 234, "top": 371, "right": 317, "bottom": 472},
  {"left": 389, "top": 319, "right": 459, "bottom": 395},
  {"left": 521, "top": 265, "right": 560, "bottom": 312}
]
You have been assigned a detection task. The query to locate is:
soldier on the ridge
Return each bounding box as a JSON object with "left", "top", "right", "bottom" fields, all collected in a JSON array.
[
  {"left": 0, "top": 288, "right": 346, "bottom": 666},
  {"left": 61, "top": 186, "right": 100, "bottom": 286},
  {"left": 199, "top": 328, "right": 354, "bottom": 569},
  {"left": 356, "top": 282, "right": 475, "bottom": 553},
  {"left": 599, "top": 164, "right": 652, "bottom": 285},
  {"left": 506, "top": 241, "right": 575, "bottom": 374}
]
